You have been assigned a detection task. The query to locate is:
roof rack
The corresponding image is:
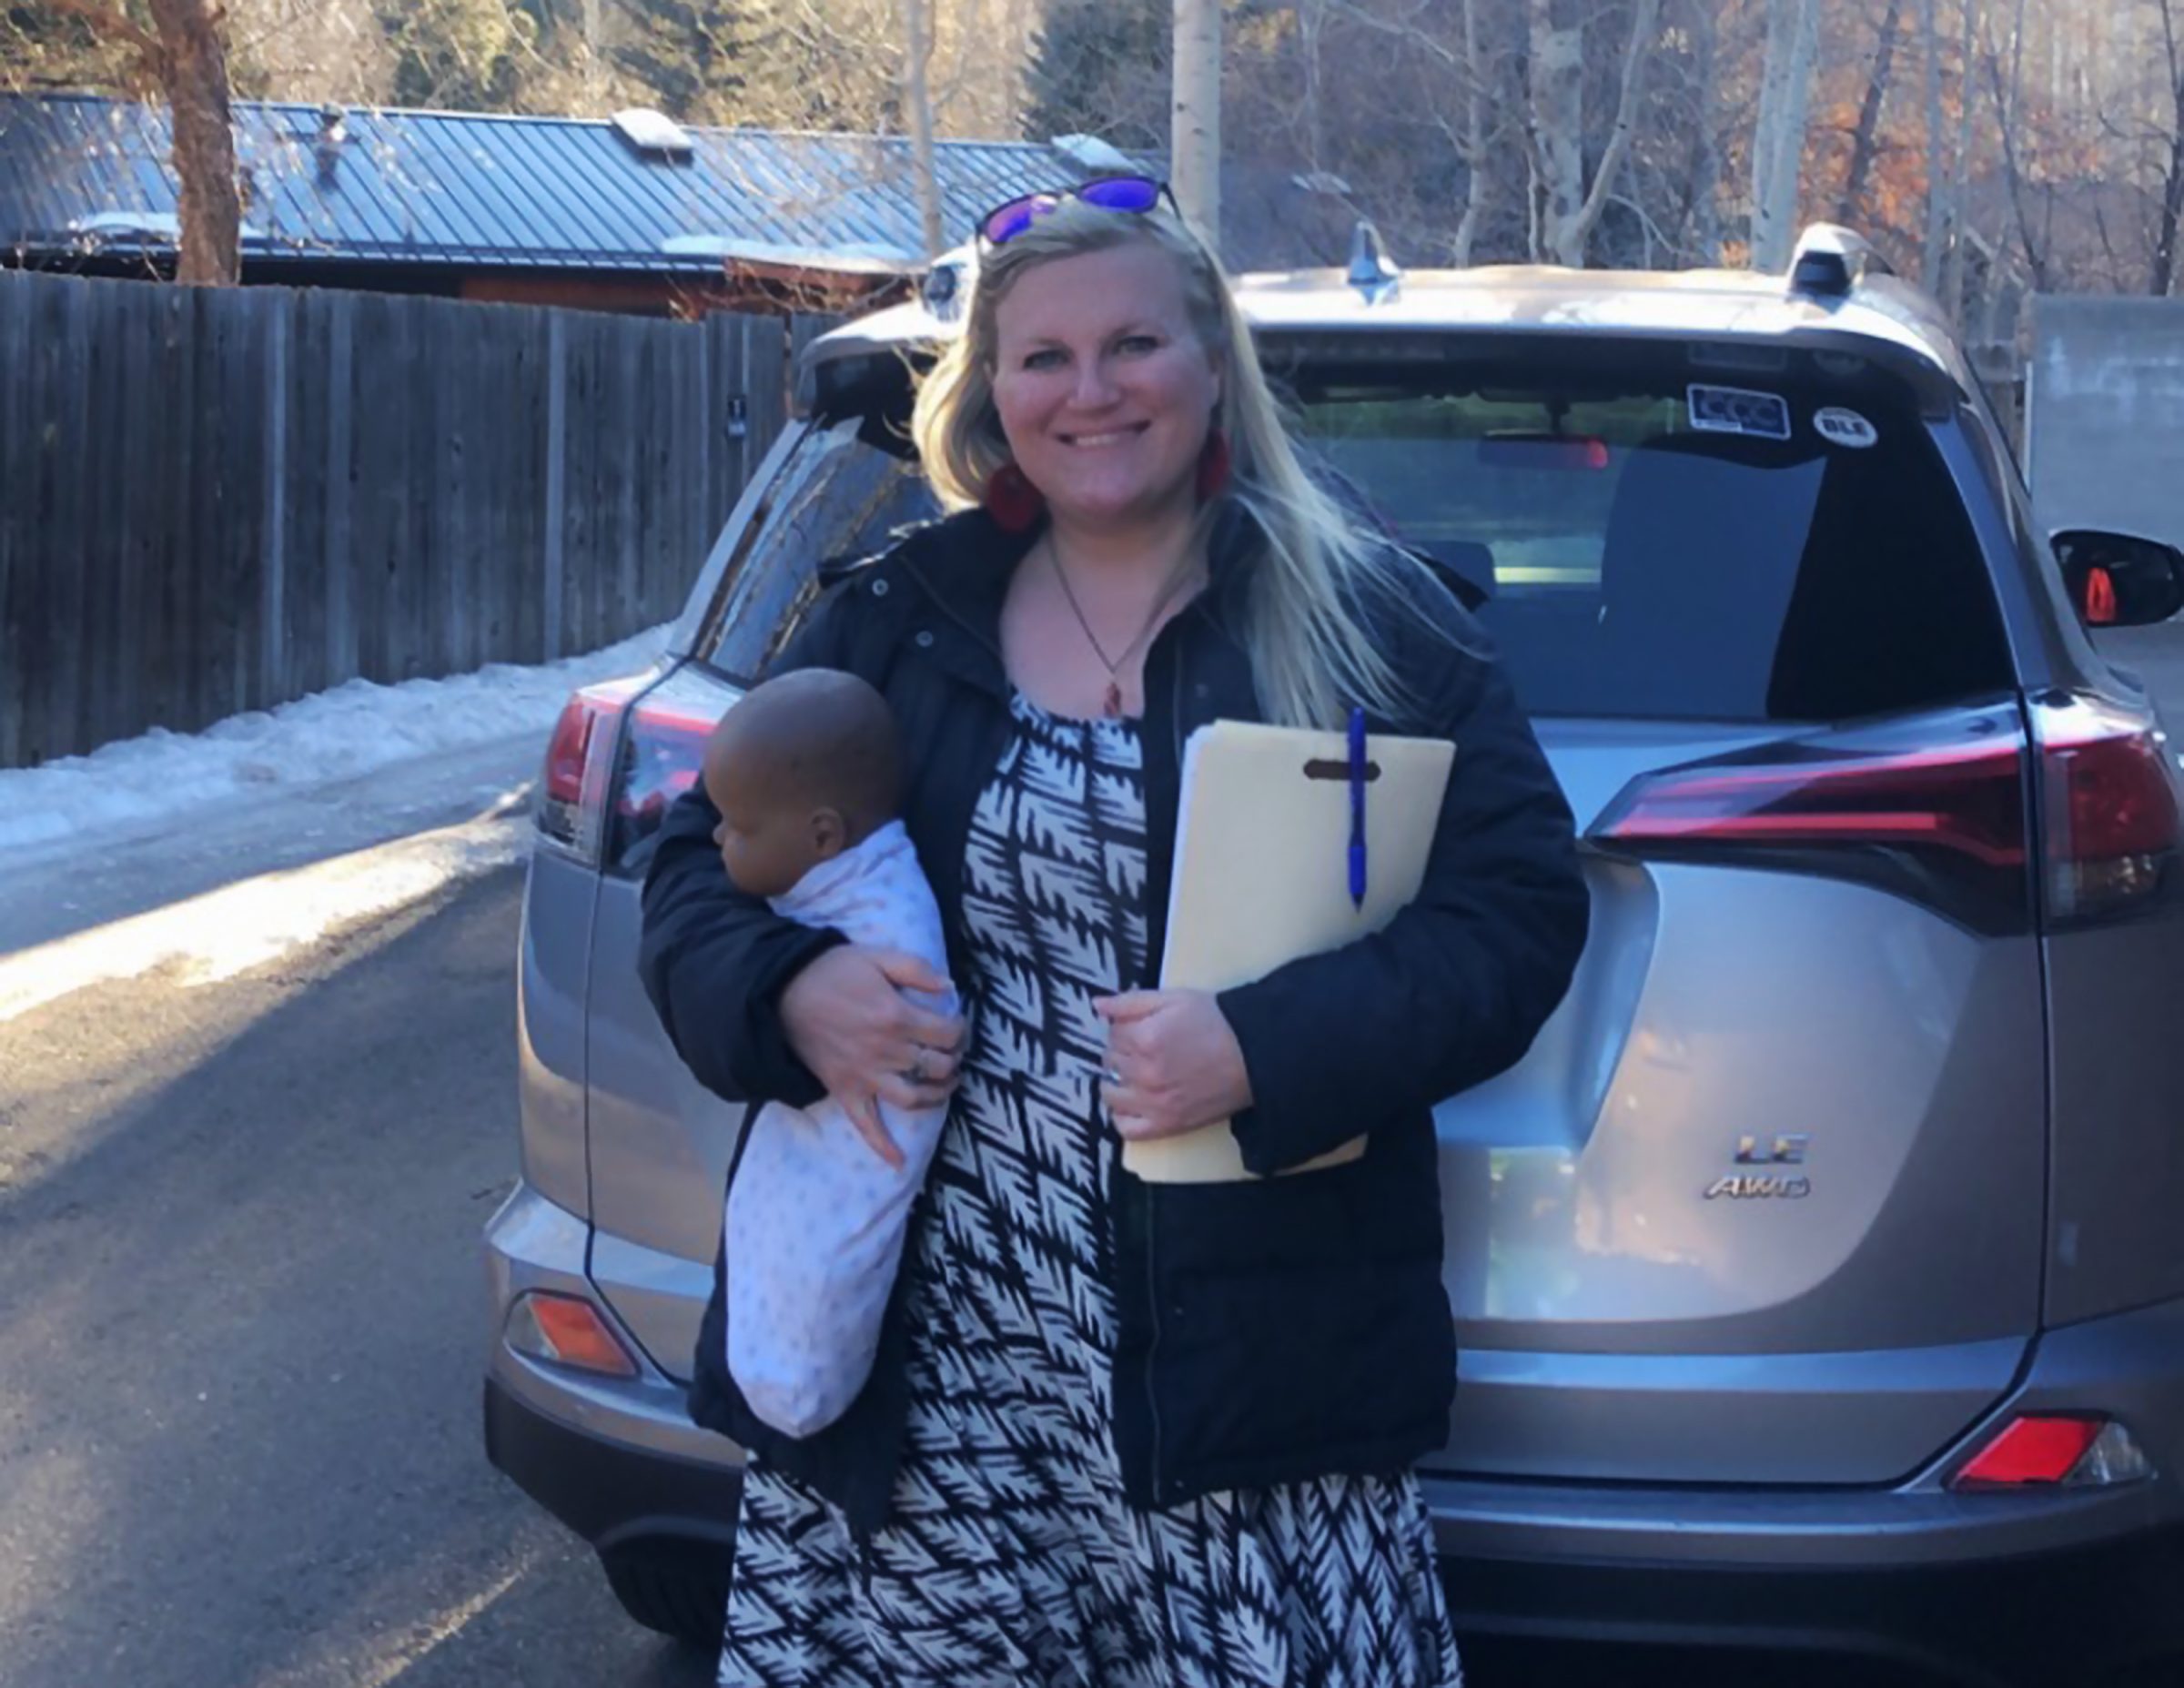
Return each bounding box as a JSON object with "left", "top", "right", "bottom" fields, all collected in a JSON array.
[{"left": 1787, "top": 223, "right": 1893, "bottom": 300}]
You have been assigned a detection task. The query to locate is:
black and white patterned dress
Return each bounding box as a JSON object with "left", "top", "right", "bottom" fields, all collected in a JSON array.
[{"left": 719, "top": 692, "right": 1462, "bottom": 1688}]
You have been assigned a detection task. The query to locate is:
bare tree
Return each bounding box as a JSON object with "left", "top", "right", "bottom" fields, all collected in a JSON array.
[
  {"left": 1652, "top": 0, "right": 1733, "bottom": 263},
  {"left": 1451, "top": 0, "right": 1488, "bottom": 264},
  {"left": 1025, "top": 0, "right": 1167, "bottom": 152},
  {"left": 1173, "top": 0, "right": 1221, "bottom": 248},
  {"left": 148, "top": 0, "right": 238, "bottom": 284},
  {"left": 2149, "top": 0, "right": 2184, "bottom": 296},
  {"left": 1305, "top": 0, "right": 1502, "bottom": 265},
  {"left": 221, "top": 0, "right": 395, "bottom": 106},
  {"left": 1941, "top": 0, "right": 1980, "bottom": 310},
  {"left": 1524, "top": 0, "right": 1661, "bottom": 266},
  {"left": 903, "top": 0, "right": 944, "bottom": 258},
  {"left": 1751, "top": 0, "right": 1820, "bottom": 269},
  {"left": 1920, "top": 0, "right": 1950, "bottom": 281},
  {"left": 1837, "top": 0, "right": 1906, "bottom": 221},
  {"left": 1982, "top": 16, "right": 2051, "bottom": 289},
  {"left": 1525, "top": 0, "right": 1583, "bottom": 260},
  {"left": 34, "top": 0, "right": 242, "bottom": 283}
]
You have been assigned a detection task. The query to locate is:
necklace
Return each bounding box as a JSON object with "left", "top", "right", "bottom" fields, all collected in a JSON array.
[{"left": 1046, "top": 536, "right": 1200, "bottom": 718}]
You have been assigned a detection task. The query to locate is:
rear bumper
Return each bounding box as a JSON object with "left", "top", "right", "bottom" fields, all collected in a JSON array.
[
  {"left": 1422, "top": 1292, "right": 2184, "bottom": 1684},
  {"left": 1435, "top": 1518, "right": 2184, "bottom": 1687},
  {"left": 483, "top": 1185, "right": 2184, "bottom": 1681},
  {"left": 485, "top": 1380, "right": 2184, "bottom": 1687},
  {"left": 483, "top": 1372, "right": 741, "bottom": 1554}
]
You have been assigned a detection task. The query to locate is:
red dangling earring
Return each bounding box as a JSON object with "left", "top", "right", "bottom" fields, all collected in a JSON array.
[
  {"left": 1196, "top": 427, "right": 1232, "bottom": 501},
  {"left": 983, "top": 462, "right": 1046, "bottom": 533}
]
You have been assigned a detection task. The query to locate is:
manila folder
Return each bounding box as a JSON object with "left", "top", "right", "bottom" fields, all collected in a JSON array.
[{"left": 1122, "top": 719, "right": 1456, "bottom": 1184}]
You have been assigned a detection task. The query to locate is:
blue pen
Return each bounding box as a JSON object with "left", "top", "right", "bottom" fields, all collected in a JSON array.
[{"left": 1347, "top": 705, "right": 1368, "bottom": 910}]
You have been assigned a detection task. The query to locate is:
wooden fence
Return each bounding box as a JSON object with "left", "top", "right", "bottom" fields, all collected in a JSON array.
[{"left": 0, "top": 268, "right": 804, "bottom": 768}]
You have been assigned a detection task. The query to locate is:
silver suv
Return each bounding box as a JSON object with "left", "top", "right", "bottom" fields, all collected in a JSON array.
[{"left": 483, "top": 225, "right": 2184, "bottom": 1685}]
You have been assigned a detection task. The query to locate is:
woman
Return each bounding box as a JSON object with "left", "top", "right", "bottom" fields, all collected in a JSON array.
[{"left": 638, "top": 182, "right": 1590, "bottom": 1688}]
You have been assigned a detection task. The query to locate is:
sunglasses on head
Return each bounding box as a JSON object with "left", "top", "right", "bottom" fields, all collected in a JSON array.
[{"left": 976, "top": 175, "right": 1178, "bottom": 247}]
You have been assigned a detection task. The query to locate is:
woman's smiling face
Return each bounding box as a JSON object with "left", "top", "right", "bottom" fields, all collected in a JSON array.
[{"left": 988, "top": 240, "right": 1223, "bottom": 531}]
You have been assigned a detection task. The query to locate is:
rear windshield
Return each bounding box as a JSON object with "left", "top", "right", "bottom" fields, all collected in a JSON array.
[
  {"left": 1287, "top": 359, "right": 2013, "bottom": 722},
  {"left": 708, "top": 348, "right": 2014, "bottom": 723}
]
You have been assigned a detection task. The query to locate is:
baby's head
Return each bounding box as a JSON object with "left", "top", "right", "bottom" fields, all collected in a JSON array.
[{"left": 702, "top": 668, "right": 903, "bottom": 899}]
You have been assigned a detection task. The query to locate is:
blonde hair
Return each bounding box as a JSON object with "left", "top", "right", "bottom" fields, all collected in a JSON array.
[{"left": 911, "top": 197, "right": 1441, "bottom": 730}]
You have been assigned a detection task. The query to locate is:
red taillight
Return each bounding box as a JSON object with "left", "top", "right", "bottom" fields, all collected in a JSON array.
[
  {"left": 1592, "top": 697, "right": 2184, "bottom": 929},
  {"left": 2035, "top": 694, "right": 2183, "bottom": 923},
  {"left": 1594, "top": 740, "right": 2027, "bottom": 864},
  {"left": 1949, "top": 1413, "right": 2152, "bottom": 1491},
  {"left": 543, "top": 694, "right": 606, "bottom": 806},
  {"left": 1590, "top": 705, "right": 2032, "bottom": 925},
  {"left": 546, "top": 698, "right": 607, "bottom": 804},
  {"left": 536, "top": 684, "right": 632, "bottom": 861},
  {"left": 1955, "top": 1416, "right": 2103, "bottom": 1486},
  {"left": 536, "top": 669, "right": 727, "bottom": 870}
]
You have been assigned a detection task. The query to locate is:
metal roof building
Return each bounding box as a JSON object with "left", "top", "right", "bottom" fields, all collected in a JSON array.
[{"left": 0, "top": 92, "right": 1154, "bottom": 312}]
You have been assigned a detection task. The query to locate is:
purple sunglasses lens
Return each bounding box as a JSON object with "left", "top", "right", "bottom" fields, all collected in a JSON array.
[
  {"left": 981, "top": 179, "right": 1165, "bottom": 243},
  {"left": 983, "top": 194, "right": 1057, "bottom": 245},
  {"left": 1077, "top": 177, "right": 1163, "bottom": 214}
]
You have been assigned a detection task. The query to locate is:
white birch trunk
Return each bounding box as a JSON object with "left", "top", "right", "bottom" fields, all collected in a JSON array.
[
  {"left": 1752, "top": 0, "right": 1820, "bottom": 272},
  {"left": 1298, "top": 0, "right": 1327, "bottom": 169},
  {"left": 1528, "top": 0, "right": 1585, "bottom": 265},
  {"left": 1569, "top": 0, "right": 1662, "bottom": 258},
  {"left": 902, "top": 0, "right": 943, "bottom": 259},
  {"left": 577, "top": 0, "right": 601, "bottom": 100},
  {"left": 1451, "top": 0, "right": 1485, "bottom": 266},
  {"left": 1173, "top": 0, "right": 1222, "bottom": 254}
]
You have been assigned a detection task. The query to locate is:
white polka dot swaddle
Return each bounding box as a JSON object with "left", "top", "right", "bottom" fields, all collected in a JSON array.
[{"left": 724, "top": 820, "right": 957, "bottom": 1438}]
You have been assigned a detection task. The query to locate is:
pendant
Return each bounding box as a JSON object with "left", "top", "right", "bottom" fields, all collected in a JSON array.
[{"left": 1102, "top": 681, "right": 1124, "bottom": 719}]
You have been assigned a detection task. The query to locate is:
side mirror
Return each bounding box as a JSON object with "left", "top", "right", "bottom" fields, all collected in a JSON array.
[{"left": 2053, "top": 530, "right": 2184, "bottom": 628}]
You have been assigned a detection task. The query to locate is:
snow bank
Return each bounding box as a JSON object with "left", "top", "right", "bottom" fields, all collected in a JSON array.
[{"left": 0, "top": 626, "right": 671, "bottom": 855}]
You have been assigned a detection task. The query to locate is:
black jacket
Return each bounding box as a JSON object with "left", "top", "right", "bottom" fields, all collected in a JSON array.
[{"left": 637, "top": 506, "right": 1589, "bottom": 1534}]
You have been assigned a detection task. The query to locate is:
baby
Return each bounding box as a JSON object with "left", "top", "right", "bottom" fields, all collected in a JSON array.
[{"left": 703, "top": 667, "right": 957, "bottom": 1439}]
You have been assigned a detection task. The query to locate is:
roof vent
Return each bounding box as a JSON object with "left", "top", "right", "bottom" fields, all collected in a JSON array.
[
  {"left": 67, "top": 210, "right": 267, "bottom": 248},
  {"left": 1048, "top": 134, "right": 1136, "bottom": 176},
  {"left": 69, "top": 210, "right": 182, "bottom": 244},
  {"left": 316, "top": 104, "right": 347, "bottom": 185},
  {"left": 1347, "top": 219, "right": 1400, "bottom": 304},
  {"left": 612, "top": 108, "right": 695, "bottom": 163}
]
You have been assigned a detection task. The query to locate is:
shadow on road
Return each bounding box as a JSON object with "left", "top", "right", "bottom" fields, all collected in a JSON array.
[{"left": 0, "top": 867, "right": 709, "bottom": 1688}]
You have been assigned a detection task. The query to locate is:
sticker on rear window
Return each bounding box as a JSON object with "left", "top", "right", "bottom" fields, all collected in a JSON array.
[
  {"left": 1687, "top": 384, "right": 1792, "bottom": 441},
  {"left": 1814, "top": 406, "right": 1879, "bottom": 449}
]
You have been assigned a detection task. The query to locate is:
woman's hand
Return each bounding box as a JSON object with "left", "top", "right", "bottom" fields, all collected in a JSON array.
[
  {"left": 779, "top": 945, "right": 966, "bottom": 1168},
  {"left": 1092, "top": 990, "right": 1254, "bottom": 1142}
]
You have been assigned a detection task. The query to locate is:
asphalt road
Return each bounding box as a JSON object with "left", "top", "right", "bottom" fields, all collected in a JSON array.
[
  {"left": 0, "top": 868, "right": 712, "bottom": 1688},
  {"left": 3, "top": 627, "right": 2179, "bottom": 1688}
]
